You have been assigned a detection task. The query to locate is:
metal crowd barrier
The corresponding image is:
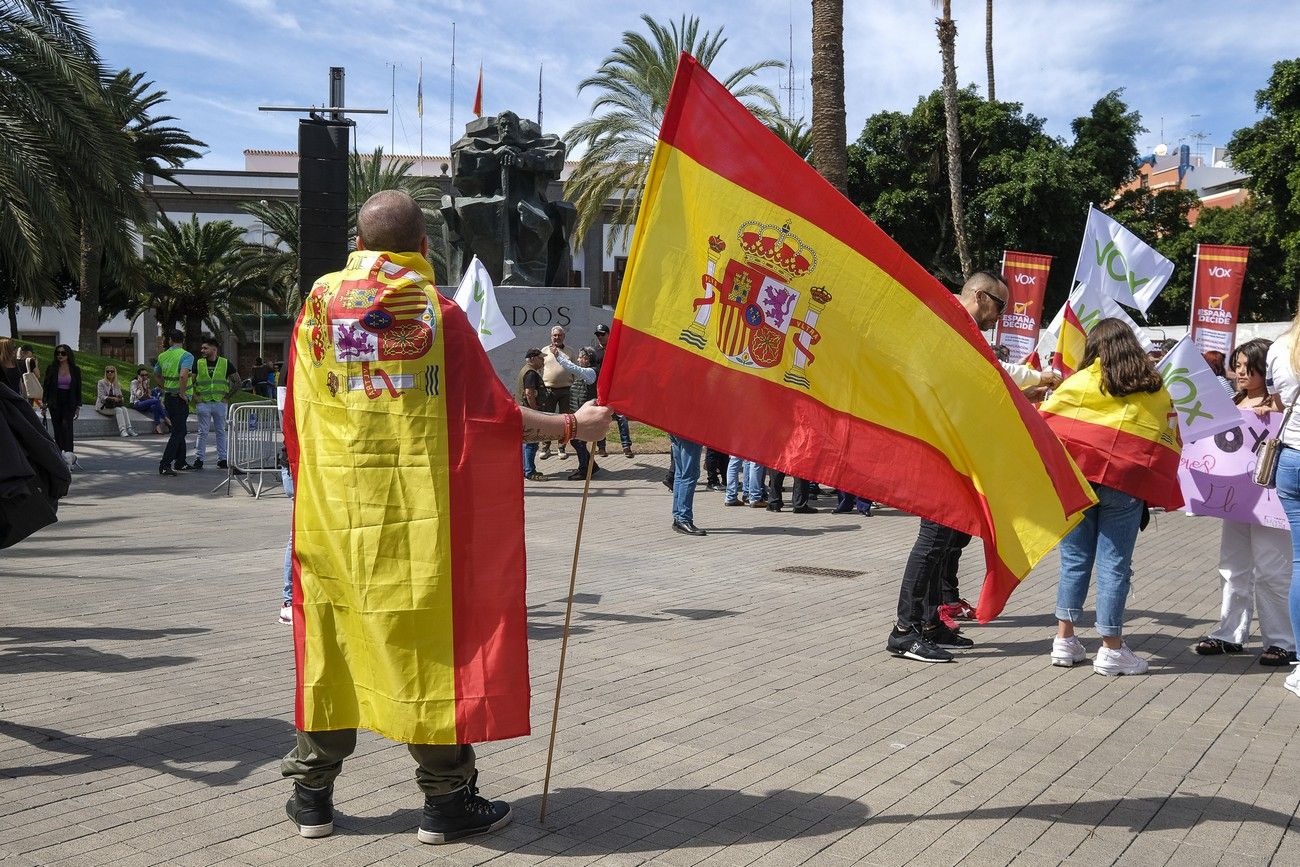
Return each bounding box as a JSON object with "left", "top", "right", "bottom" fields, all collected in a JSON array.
[{"left": 215, "top": 400, "right": 284, "bottom": 498}]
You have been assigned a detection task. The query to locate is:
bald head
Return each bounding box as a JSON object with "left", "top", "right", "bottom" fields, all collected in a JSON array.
[
  {"left": 958, "top": 270, "right": 1009, "bottom": 330},
  {"left": 357, "top": 190, "right": 426, "bottom": 253}
]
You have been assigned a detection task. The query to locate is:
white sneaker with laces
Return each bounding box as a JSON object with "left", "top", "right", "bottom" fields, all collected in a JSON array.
[
  {"left": 1284, "top": 667, "right": 1300, "bottom": 697},
  {"left": 1093, "top": 643, "right": 1148, "bottom": 676},
  {"left": 279, "top": 603, "right": 293, "bottom": 625},
  {"left": 1051, "top": 636, "right": 1087, "bottom": 667}
]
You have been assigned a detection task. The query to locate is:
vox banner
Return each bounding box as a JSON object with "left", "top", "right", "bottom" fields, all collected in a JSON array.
[
  {"left": 1189, "top": 244, "right": 1249, "bottom": 356},
  {"left": 995, "top": 251, "right": 1052, "bottom": 363}
]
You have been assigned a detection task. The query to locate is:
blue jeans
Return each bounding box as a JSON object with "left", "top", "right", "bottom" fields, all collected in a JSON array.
[
  {"left": 523, "top": 443, "right": 538, "bottom": 475},
  {"left": 196, "top": 400, "right": 229, "bottom": 462},
  {"left": 744, "top": 462, "right": 764, "bottom": 501},
  {"left": 726, "top": 456, "right": 744, "bottom": 501},
  {"left": 281, "top": 468, "right": 295, "bottom": 605},
  {"left": 134, "top": 398, "right": 166, "bottom": 426},
  {"left": 1055, "top": 483, "right": 1143, "bottom": 636},
  {"left": 670, "top": 436, "right": 703, "bottom": 524},
  {"left": 1273, "top": 447, "right": 1300, "bottom": 652}
]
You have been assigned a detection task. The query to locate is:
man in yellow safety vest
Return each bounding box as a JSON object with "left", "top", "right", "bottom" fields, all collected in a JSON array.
[
  {"left": 153, "top": 330, "right": 194, "bottom": 477},
  {"left": 191, "top": 336, "right": 241, "bottom": 470}
]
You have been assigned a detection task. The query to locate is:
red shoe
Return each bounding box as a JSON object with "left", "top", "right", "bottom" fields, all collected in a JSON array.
[{"left": 937, "top": 604, "right": 961, "bottom": 631}]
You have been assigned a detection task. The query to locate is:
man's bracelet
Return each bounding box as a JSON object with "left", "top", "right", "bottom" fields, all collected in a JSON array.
[{"left": 560, "top": 413, "right": 577, "bottom": 446}]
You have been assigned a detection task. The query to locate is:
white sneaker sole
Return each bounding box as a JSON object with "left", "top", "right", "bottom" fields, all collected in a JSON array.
[
  {"left": 1093, "top": 665, "right": 1147, "bottom": 676},
  {"left": 296, "top": 821, "right": 333, "bottom": 839},
  {"left": 417, "top": 811, "right": 511, "bottom": 844},
  {"left": 1051, "top": 655, "right": 1086, "bottom": 667}
]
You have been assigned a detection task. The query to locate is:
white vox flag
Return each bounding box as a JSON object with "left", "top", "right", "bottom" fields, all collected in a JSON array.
[
  {"left": 453, "top": 255, "right": 515, "bottom": 352},
  {"left": 1156, "top": 335, "right": 1242, "bottom": 443},
  {"left": 1072, "top": 206, "right": 1175, "bottom": 315},
  {"left": 1036, "top": 280, "right": 1154, "bottom": 362}
]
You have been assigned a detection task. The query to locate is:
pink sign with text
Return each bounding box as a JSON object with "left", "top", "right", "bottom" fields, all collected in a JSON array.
[{"left": 1178, "top": 409, "right": 1288, "bottom": 529}]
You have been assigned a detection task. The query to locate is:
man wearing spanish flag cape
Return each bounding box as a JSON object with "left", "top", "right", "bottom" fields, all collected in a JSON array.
[
  {"left": 599, "top": 55, "right": 1097, "bottom": 644},
  {"left": 281, "top": 191, "right": 611, "bottom": 844}
]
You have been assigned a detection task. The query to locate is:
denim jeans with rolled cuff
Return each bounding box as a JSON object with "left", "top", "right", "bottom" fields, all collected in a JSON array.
[{"left": 1055, "top": 483, "right": 1143, "bottom": 637}]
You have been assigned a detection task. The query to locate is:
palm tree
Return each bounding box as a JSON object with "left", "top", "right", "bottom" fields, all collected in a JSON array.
[
  {"left": 0, "top": 0, "right": 136, "bottom": 316},
  {"left": 810, "top": 0, "right": 847, "bottom": 193},
  {"left": 136, "top": 216, "right": 267, "bottom": 346},
  {"left": 771, "top": 116, "right": 813, "bottom": 161},
  {"left": 348, "top": 147, "right": 446, "bottom": 278},
  {"left": 564, "top": 14, "right": 782, "bottom": 245},
  {"left": 936, "top": 0, "right": 973, "bottom": 279},
  {"left": 240, "top": 198, "right": 300, "bottom": 318},
  {"left": 78, "top": 69, "right": 206, "bottom": 351},
  {"left": 985, "top": 0, "right": 995, "bottom": 101}
]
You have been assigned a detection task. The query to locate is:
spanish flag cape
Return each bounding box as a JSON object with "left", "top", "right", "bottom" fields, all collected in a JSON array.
[
  {"left": 598, "top": 54, "right": 1097, "bottom": 623},
  {"left": 1039, "top": 360, "right": 1184, "bottom": 510},
  {"left": 283, "top": 249, "right": 529, "bottom": 744}
]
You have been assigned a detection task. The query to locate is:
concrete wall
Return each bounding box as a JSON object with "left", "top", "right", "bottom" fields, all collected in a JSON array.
[{"left": 3, "top": 303, "right": 153, "bottom": 363}]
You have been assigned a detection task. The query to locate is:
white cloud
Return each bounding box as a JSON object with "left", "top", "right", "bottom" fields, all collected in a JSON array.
[{"left": 228, "top": 0, "right": 301, "bottom": 32}]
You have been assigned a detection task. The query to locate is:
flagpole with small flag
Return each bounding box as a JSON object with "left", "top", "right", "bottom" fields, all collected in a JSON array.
[
  {"left": 473, "top": 62, "right": 483, "bottom": 118},
  {"left": 417, "top": 58, "right": 424, "bottom": 174}
]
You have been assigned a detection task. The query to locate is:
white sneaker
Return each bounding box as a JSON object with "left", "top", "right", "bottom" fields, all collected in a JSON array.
[
  {"left": 120, "top": 430, "right": 129, "bottom": 437},
  {"left": 279, "top": 603, "right": 293, "bottom": 625},
  {"left": 1051, "top": 636, "right": 1088, "bottom": 667},
  {"left": 1093, "top": 644, "right": 1148, "bottom": 676},
  {"left": 128, "top": 429, "right": 139, "bottom": 437},
  {"left": 1284, "top": 667, "right": 1300, "bottom": 697}
]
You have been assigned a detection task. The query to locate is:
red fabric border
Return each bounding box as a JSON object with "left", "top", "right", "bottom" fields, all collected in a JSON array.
[
  {"left": 1043, "top": 412, "right": 1184, "bottom": 510},
  {"left": 282, "top": 306, "right": 307, "bottom": 730},
  {"left": 439, "top": 296, "right": 532, "bottom": 743}
]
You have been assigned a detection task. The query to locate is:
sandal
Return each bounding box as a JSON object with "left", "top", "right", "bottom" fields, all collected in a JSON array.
[
  {"left": 1259, "top": 646, "right": 1297, "bottom": 666},
  {"left": 1194, "top": 637, "right": 1243, "bottom": 656}
]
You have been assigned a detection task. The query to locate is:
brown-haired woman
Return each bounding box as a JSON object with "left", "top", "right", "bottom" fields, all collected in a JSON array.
[
  {"left": 0, "top": 337, "right": 19, "bottom": 393},
  {"left": 1039, "top": 318, "right": 1182, "bottom": 676}
]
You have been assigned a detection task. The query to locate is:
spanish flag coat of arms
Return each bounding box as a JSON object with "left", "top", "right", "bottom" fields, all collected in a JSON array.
[{"left": 284, "top": 250, "right": 529, "bottom": 745}]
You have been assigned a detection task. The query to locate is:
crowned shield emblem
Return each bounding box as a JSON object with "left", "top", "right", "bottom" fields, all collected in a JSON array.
[{"left": 715, "top": 260, "right": 800, "bottom": 368}]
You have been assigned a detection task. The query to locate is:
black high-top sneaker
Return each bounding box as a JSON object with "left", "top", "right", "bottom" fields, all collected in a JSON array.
[
  {"left": 417, "top": 772, "right": 511, "bottom": 844},
  {"left": 285, "top": 782, "right": 334, "bottom": 838}
]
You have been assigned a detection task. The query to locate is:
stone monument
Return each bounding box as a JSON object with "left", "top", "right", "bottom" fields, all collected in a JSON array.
[{"left": 440, "top": 111, "right": 577, "bottom": 287}]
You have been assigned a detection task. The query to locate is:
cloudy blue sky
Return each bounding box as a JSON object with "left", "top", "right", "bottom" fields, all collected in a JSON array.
[{"left": 80, "top": 0, "right": 1297, "bottom": 170}]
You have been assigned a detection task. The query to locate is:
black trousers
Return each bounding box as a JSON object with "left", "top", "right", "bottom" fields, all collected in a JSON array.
[
  {"left": 161, "top": 394, "right": 190, "bottom": 469},
  {"left": 767, "top": 472, "right": 808, "bottom": 509},
  {"left": 897, "top": 519, "right": 972, "bottom": 630},
  {"left": 48, "top": 388, "right": 77, "bottom": 452},
  {"left": 705, "top": 448, "right": 729, "bottom": 483}
]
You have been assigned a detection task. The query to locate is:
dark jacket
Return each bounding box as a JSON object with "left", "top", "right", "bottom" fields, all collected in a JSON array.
[
  {"left": 0, "top": 381, "right": 71, "bottom": 549},
  {"left": 42, "top": 362, "right": 82, "bottom": 406}
]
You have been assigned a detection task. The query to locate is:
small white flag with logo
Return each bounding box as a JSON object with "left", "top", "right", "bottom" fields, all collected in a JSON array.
[
  {"left": 453, "top": 256, "right": 515, "bottom": 352},
  {"left": 1073, "top": 206, "right": 1175, "bottom": 315},
  {"left": 1156, "top": 335, "right": 1241, "bottom": 443},
  {"left": 1037, "top": 280, "right": 1154, "bottom": 361}
]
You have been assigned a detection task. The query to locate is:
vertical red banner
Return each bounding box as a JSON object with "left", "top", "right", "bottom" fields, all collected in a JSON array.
[
  {"left": 1190, "top": 244, "right": 1249, "bottom": 357},
  {"left": 995, "top": 251, "right": 1052, "bottom": 363}
]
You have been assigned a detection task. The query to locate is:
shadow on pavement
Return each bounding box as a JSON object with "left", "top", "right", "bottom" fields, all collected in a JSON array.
[
  {"left": 356, "top": 786, "right": 873, "bottom": 850},
  {"left": 0, "top": 625, "right": 209, "bottom": 674},
  {"left": 0, "top": 717, "right": 292, "bottom": 785}
]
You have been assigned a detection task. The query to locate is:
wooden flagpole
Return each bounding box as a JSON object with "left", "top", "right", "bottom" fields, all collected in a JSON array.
[{"left": 538, "top": 438, "right": 597, "bottom": 823}]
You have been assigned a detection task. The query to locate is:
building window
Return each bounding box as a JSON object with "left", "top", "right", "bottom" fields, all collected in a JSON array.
[{"left": 602, "top": 257, "right": 628, "bottom": 307}]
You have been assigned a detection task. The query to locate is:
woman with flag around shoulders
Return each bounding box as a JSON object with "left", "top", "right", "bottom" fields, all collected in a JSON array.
[{"left": 1038, "top": 318, "right": 1183, "bottom": 676}]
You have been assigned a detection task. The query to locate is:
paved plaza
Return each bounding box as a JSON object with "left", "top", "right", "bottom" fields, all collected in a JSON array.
[{"left": 2, "top": 436, "right": 1299, "bottom": 866}]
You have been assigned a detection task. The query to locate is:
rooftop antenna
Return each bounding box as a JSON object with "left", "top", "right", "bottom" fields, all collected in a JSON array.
[
  {"left": 386, "top": 61, "right": 401, "bottom": 153},
  {"left": 449, "top": 22, "right": 456, "bottom": 155},
  {"left": 779, "top": 2, "right": 805, "bottom": 120}
]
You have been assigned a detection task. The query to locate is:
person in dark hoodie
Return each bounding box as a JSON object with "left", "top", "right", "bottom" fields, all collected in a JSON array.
[{"left": 0, "top": 380, "right": 71, "bottom": 549}]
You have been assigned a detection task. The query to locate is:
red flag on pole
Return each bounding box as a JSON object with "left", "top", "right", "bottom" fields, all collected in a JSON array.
[{"left": 472, "top": 64, "right": 483, "bottom": 117}]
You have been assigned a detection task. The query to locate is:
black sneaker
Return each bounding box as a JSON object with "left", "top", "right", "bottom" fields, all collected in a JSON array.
[
  {"left": 887, "top": 627, "right": 954, "bottom": 663},
  {"left": 217, "top": 459, "right": 228, "bottom": 469},
  {"left": 285, "top": 782, "right": 334, "bottom": 838},
  {"left": 174, "top": 462, "right": 193, "bottom": 472},
  {"left": 792, "top": 505, "right": 817, "bottom": 514},
  {"left": 191, "top": 459, "right": 204, "bottom": 470},
  {"left": 159, "top": 466, "right": 177, "bottom": 477},
  {"left": 417, "top": 773, "right": 511, "bottom": 845},
  {"left": 924, "top": 623, "right": 975, "bottom": 648}
]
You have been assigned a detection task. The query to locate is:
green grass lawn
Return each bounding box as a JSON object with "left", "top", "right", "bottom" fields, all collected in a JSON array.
[{"left": 21, "top": 340, "right": 260, "bottom": 405}]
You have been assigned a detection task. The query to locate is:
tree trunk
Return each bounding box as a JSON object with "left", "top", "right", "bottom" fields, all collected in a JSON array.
[
  {"left": 183, "top": 314, "right": 202, "bottom": 348},
  {"left": 78, "top": 221, "right": 103, "bottom": 353},
  {"left": 7, "top": 300, "right": 18, "bottom": 339},
  {"left": 937, "top": 1, "right": 973, "bottom": 280},
  {"left": 985, "top": 0, "right": 995, "bottom": 101},
  {"left": 809, "top": 0, "right": 847, "bottom": 194}
]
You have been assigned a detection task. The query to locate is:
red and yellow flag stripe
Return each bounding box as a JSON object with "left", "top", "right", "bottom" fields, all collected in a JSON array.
[
  {"left": 600, "top": 54, "right": 1096, "bottom": 622},
  {"left": 1040, "top": 360, "right": 1183, "bottom": 510}
]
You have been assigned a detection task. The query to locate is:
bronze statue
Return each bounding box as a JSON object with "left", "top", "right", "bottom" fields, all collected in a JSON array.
[{"left": 441, "top": 111, "right": 577, "bottom": 287}]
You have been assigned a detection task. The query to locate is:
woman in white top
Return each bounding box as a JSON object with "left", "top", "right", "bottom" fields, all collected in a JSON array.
[
  {"left": 95, "top": 366, "right": 137, "bottom": 436},
  {"left": 1195, "top": 339, "right": 1294, "bottom": 664},
  {"left": 1264, "top": 327, "right": 1300, "bottom": 696}
]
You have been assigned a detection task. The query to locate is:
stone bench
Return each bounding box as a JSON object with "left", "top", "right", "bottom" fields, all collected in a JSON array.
[{"left": 69, "top": 405, "right": 197, "bottom": 440}]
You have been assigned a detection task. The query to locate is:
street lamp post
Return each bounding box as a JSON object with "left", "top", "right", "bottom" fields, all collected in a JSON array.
[{"left": 257, "top": 200, "right": 268, "bottom": 360}]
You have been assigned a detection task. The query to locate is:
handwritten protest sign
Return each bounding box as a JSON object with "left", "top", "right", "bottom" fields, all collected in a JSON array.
[{"left": 1178, "top": 408, "right": 1287, "bottom": 529}]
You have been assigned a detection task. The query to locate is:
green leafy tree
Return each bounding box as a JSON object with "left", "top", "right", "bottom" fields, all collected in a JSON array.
[
  {"left": 1190, "top": 201, "right": 1290, "bottom": 322},
  {"left": 564, "top": 14, "right": 782, "bottom": 245},
  {"left": 78, "top": 69, "right": 205, "bottom": 350},
  {"left": 1070, "top": 90, "right": 1144, "bottom": 205},
  {"left": 135, "top": 216, "right": 267, "bottom": 346},
  {"left": 1228, "top": 57, "right": 1300, "bottom": 294}
]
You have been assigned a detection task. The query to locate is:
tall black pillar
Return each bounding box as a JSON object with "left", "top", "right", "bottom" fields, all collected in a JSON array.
[{"left": 298, "top": 119, "right": 350, "bottom": 295}]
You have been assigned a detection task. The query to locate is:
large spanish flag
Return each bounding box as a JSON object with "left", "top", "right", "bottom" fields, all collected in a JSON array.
[
  {"left": 1039, "top": 360, "right": 1183, "bottom": 510},
  {"left": 599, "top": 54, "right": 1096, "bottom": 622},
  {"left": 284, "top": 250, "right": 529, "bottom": 744}
]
